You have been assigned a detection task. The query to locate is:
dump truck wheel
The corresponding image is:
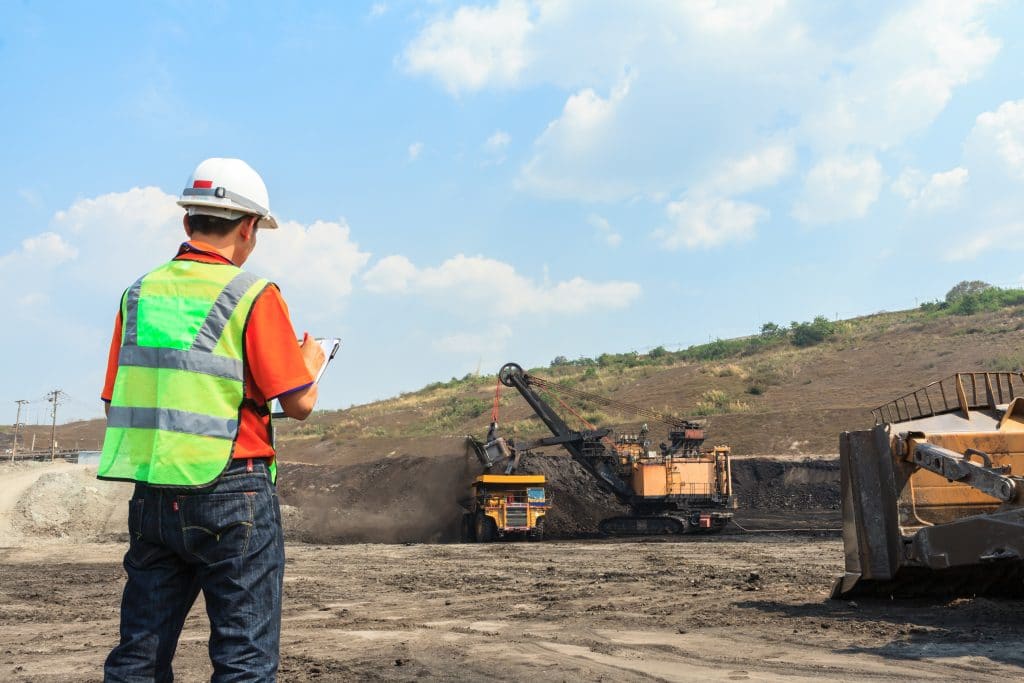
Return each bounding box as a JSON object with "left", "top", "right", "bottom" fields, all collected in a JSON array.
[
  {"left": 461, "top": 513, "right": 476, "bottom": 543},
  {"left": 528, "top": 518, "right": 545, "bottom": 542},
  {"left": 474, "top": 513, "right": 497, "bottom": 543}
]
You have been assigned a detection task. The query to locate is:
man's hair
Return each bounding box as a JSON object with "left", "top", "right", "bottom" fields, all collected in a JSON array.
[{"left": 186, "top": 213, "right": 251, "bottom": 237}]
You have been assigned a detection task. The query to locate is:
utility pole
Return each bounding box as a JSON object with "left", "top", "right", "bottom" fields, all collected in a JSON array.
[
  {"left": 13, "top": 400, "right": 28, "bottom": 461},
  {"left": 47, "top": 390, "right": 63, "bottom": 461}
]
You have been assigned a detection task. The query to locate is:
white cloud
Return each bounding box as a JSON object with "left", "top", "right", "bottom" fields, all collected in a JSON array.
[
  {"left": 16, "top": 292, "right": 49, "bottom": 308},
  {"left": 363, "top": 253, "right": 640, "bottom": 315},
  {"left": 967, "top": 99, "right": 1024, "bottom": 181},
  {"left": 482, "top": 130, "right": 511, "bottom": 165},
  {"left": 517, "top": 74, "right": 635, "bottom": 200},
  {"left": 587, "top": 213, "right": 621, "bottom": 247},
  {"left": 803, "top": 1, "right": 1001, "bottom": 151},
  {"left": 0, "top": 188, "right": 370, "bottom": 325},
  {"left": 944, "top": 222, "right": 1024, "bottom": 262},
  {"left": 408, "top": 141, "right": 424, "bottom": 161},
  {"left": 485, "top": 130, "right": 511, "bottom": 152},
  {"left": 401, "top": 0, "right": 534, "bottom": 94},
  {"left": 655, "top": 196, "right": 765, "bottom": 250},
  {"left": 5, "top": 232, "right": 79, "bottom": 267},
  {"left": 24, "top": 232, "right": 79, "bottom": 263},
  {"left": 249, "top": 219, "right": 371, "bottom": 316},
  {"left": 18, "top": 188, "right": 41, "bottom": 206},
  {"left": 434, "top": 324, "right": 512, "bottom": 354},
  {"left": 792, "top": 155, "right": 883, "bottom": 224},
  {"left": 362, "top": 254, "right": 418, "bottom": 293},
  {"left": 368, "top": 2, "right": 388, "bottom": 19},
  {"left": 892, "top": 166, "right": 969, "bottom": 210},
  {"left": 706, "top": 143, "right": 796, "bottom": 196},
  {"left": 404, "top": 3, "right": 1000, "bottom": 207},
  {"left": 646, "top": 143, "right": 791, "bottom": 250},
  {"left": 49, "top": 187, "right": 184, "bottom": 288}
]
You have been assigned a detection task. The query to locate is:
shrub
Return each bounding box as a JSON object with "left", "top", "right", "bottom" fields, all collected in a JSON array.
[
  {"left": 693, "top": 390, "right": 749, "bottom": 416},
  {"left": 790, "top": 316, "right": 836, "bottom": 347}
]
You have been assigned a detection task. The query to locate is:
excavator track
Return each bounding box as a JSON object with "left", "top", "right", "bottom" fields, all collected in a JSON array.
[{"left": 598, "top": 512, "right": 732, "bottom": 536}]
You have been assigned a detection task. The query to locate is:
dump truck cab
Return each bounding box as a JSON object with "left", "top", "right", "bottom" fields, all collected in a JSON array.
[{"left": 465, "top": 474, "right": 548, "bottom": 542}]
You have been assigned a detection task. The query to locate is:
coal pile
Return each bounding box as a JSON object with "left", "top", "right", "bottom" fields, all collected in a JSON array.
[
  {"left": 730, "top": 458, "right": 840, "bottom": 511},
  {"left": 518, "top": 452, "right": 626, "bottom": 538}
]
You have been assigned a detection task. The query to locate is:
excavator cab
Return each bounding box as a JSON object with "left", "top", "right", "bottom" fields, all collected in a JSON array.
[{"left": 834, "top": 372, "right": 1024, "bottom": 598}]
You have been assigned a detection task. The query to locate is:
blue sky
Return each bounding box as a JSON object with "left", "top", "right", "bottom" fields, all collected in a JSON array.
[{"left": 2, "top": 1, "right": 1023, "bottom": 423}]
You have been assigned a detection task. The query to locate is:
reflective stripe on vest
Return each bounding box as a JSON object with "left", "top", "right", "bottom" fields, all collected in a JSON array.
[{"left": 99, "top": 259, "right": 271, "bottom": 487}]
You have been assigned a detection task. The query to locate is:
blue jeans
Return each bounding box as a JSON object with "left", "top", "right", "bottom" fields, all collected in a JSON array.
[{"left": 104, "top": 458, "right": 284, "bottom": 682}]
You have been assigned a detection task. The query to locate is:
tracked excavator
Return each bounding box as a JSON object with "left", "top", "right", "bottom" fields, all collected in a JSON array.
[
  {"left": 482, "top": 362, "right": 735, "bottom": 535},
  {"left": 834, "top": 371, "right": 1024, "bottom": 598}
]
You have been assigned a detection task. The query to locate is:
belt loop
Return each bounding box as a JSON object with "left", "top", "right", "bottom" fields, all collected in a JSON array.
[{"left": 246, "top": 458, "right": 253, "bottom": 473}]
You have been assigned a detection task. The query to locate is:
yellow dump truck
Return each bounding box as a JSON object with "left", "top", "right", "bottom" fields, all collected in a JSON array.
[{"left": 464, "top": 474, "right": 549, "bottom": 542}]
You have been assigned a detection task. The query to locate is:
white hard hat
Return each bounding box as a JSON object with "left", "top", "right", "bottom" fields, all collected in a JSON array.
[{"left": 177, "top": 158, "right": 279, "bottom": 230}]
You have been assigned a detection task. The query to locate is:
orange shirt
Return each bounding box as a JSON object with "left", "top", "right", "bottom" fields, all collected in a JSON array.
[{"left": 102, "top": 241, "right": 314, "bottom": 459}]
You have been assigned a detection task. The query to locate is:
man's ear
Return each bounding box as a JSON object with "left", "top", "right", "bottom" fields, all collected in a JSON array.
[
  {"left": 183, "top": 213, "right": 193, "bottom": 237},
  {"left": 239, "top": 216, "right": 257, "bottom": 241}
]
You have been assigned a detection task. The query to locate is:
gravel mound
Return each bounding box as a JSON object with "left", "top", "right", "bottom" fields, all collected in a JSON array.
[{"left": 13, "top": 468, "right": 131, "bottom": 542}]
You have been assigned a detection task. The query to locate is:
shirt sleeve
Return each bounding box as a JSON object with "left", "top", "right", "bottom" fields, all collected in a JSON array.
[
  {"left": 101, "top": 311, "right": 123, "bottom": 402},
  {"left": 245, "top": 285, "right": 314, "bottom": 401}
]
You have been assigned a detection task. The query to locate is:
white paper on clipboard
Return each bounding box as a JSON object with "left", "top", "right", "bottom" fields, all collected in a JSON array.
[
  {"left": 311, "top": 337, "right": 341, "bottom": 383},
  {"left": 270, "top": 337, "right": 340, "bottom": 419}
]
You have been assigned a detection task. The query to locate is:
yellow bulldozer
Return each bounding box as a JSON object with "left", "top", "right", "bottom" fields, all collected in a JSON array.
[{"left": 834, "top": 372, "right": 1024, "bottom": 598}]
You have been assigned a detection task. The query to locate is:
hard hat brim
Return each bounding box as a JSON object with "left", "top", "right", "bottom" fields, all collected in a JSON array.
[{"left": 178, "top": 197, "right": 278, "bottom": 229}]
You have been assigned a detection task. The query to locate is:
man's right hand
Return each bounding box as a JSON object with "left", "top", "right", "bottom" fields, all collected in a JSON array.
[
  {"left": 278, "top": 333, "right": 325, "bottom": 420},
  {"left": 299, "top": 332, "right": 326, "bottom": 380}
]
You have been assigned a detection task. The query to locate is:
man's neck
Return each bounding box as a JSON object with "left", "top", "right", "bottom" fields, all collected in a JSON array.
[{"left": 189, "top": 235, "right": 239, "bottom": 265}]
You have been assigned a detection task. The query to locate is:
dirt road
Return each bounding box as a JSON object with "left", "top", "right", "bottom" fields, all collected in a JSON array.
[{"left": 2, "top": 537, "right": 1023, "bottom": 682}]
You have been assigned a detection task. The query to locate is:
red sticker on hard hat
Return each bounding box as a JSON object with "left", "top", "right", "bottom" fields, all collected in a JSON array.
[{"left": 193, "top": 180, "right": 213, "bottom": 189}]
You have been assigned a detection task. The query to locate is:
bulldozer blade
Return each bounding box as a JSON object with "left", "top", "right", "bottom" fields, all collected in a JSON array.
[{"left": 832, "top": 424, "right": 1024, "bottom": 599}]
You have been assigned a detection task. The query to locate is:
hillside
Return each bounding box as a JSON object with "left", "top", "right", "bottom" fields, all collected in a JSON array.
[
  {"left": 8, "top": 297, "right": 1024, "bottom": 462},
  {"left": 270, "top": 302, "right": 1024, "bottom": 461}
]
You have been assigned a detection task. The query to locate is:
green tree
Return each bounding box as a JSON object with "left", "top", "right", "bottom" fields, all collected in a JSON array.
[{"left": 945, "top": 280, "right": 991, "bottom": 304}]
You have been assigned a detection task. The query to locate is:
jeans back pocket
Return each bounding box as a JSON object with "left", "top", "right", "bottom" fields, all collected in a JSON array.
[{"left": 180, "top": 492, "right": 256, "bottom": 564}]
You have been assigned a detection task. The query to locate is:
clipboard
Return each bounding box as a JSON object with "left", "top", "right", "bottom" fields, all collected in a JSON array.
[{"left": 270, "top": 337, "right": 340, "bottom": 419}]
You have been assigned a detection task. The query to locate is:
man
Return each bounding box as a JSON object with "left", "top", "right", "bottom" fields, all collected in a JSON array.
[{"left": 98, "top": 157, "right": 326, "bottom": 681}]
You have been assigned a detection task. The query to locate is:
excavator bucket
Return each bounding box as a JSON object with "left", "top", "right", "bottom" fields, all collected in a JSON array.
[{"left": 833, "top": 372, "right": 1024, "bottom": 599}]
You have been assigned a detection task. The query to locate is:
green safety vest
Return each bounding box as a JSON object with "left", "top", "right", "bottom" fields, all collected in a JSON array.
[{"left": 98, "top": 258, "right": 274, "bottom": 487}]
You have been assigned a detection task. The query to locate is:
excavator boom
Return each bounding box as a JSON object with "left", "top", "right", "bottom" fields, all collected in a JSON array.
[{"left": 497, "top": 362, "right": 734, "bottom": 534}]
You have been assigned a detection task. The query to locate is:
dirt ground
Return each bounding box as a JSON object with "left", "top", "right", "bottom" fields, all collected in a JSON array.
[
  {"left": 3, "top": 538, "right": 1024, "bottom": 682},
  {"left": 2, "top": 461, "right": 1024, "bottom": 681}
]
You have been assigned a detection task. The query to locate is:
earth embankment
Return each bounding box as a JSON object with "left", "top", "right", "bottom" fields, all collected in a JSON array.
[{"left": 0, "top": 455, "right": 840, "bottom": 546}]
